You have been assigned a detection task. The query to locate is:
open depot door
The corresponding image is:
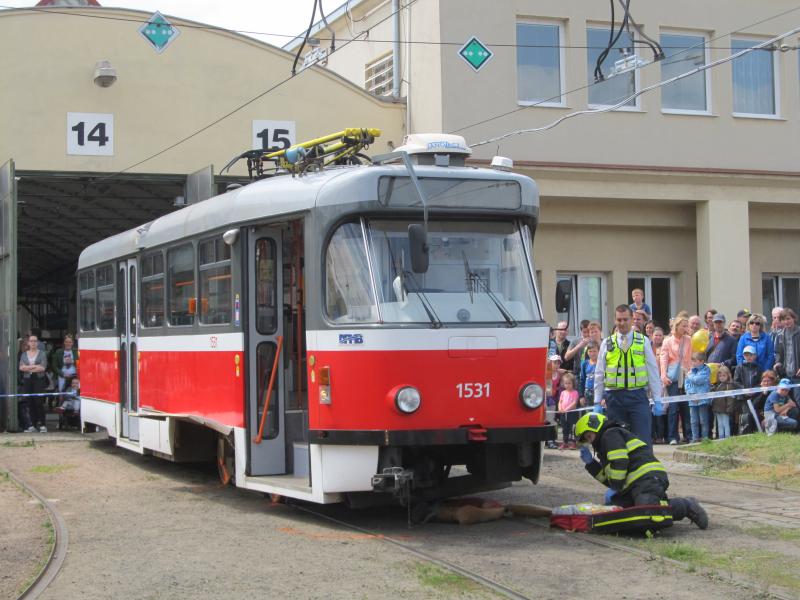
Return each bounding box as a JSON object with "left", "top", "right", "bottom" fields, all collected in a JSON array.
[{"left": 0, "top": 161, "right": 17, "bottom": 431}]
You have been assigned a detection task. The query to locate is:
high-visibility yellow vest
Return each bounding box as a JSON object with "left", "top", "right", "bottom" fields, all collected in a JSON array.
[{"left": 604, "top": 332, "right": 648, "bottom": 389}]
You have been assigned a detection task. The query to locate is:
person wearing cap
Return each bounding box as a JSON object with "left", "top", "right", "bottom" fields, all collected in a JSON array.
[
  {"left": 774, "top": 309, "right": 800, "bottom": 388},
  {"left": 705, "top": 313, "right": 737, "bottom": 369},
  {"left": 736, "top": 309, "right": 752, "bottom": 328},
  {"left": 594, "top": 305, "right": 664, "bottom": 447},
  {"left": 763, "top": 378, "right": 799, "bottom": 435},
  {"left": 575, "top": 412, "right": 708, "bottom": 529},
  {"left": 736, "top": 314, "right": 775, "bottom": 372}
]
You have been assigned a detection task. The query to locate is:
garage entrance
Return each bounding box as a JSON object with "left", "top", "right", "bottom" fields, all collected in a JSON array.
[{"left": 1, "top": 162, "right": 237, "bottom": 431}]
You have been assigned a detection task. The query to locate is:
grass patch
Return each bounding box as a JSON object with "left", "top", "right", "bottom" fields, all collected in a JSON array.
[
  {"left": 688, "top": 433, "right": 800, "bottom": 464},
  {"left": 29, "top": 464, "right": 75, "bottom": 474},
  {"left": 640, "top": 538, "right": 800, "bottom": 594},
  {"left": 740, "top": 524, "right": 800, "bottom": 542},
  {"left": 1, "top": 439, "right": 36, "bottom": 448},
  {"left": 413, "top": 562, "right": 486, "bottom": 596},
  {"left": 701, "top": 463, "right": 800, "bottom": 490}
]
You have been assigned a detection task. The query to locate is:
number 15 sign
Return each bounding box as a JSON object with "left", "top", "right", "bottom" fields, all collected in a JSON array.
[{"left": 67, "top": 112, "right": 114, "bottom": 156}]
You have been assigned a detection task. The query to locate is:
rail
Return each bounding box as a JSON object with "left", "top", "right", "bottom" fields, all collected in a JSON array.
[{"left": 253, "top": 335, "right": 283, "bottom": 444}]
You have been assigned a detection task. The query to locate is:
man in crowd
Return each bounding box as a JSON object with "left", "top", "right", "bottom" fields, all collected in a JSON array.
[
  {"left": 770, "top": 306, "right": 784, "bottom": 346},
  {"left": 728, "top": 320, "right": 742, "bottom": 341},
  {"left": 704, "top": 309, "right": 718, "bottom": 331},
  {"left": 565, "top": 319, "right": 591, "bottom": 374},
  {"left": 737, "top": 309, "right": 751, "bottom": 329},
  {"left": 688, "top": 315, "right": 703, "bottom": 334},
  {"left": 594, "top": 305, "right": 664, "bottom": 446},
  {"left": 706, "top": 313, "right": 737, "bottom": 369},
  {"left": 632, "top": 310, "right": 647, "bottom": 334},
  {"left": 775, "top": 309, "right": 800, "bottom": 391},
  {"left": 553, "top": 321, "right": 573, "bottom": 371}
]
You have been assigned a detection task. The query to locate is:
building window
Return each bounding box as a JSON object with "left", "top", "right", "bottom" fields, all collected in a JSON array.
[
  {"left": 141, "top": 252, "right": 165, "bottom": 327},
  {"left": 660, "top": 32, "right": 708, "bottom": 112},
  {"left": 627, "top": 274, "right": 675, "bottom": 330},
  {"left": 96, "top": 264, "right": 115, "bottom": 331},
  {"left": 79, "top": 270, "right": 96, "bottom": 332},
  {"left": 516, "top": 21, "right": 564, "bottom": 105},
  {"left": 365, "top": 53, "right": 393, "bottom": 96},
  {"left": 556, "top": 273, "right": 607, "bottom": 336},
  {"left": 586, "top": 27, "right": 637, "bottom": 108},
  {"left": 199, "top": 237, "right": 232, "bottom": 325},
  {"left": 732, "top": 37, "right": 777, "bottom": 116},
  {"left": 762, "top": 275, "right": 800, "bottom": 316}
]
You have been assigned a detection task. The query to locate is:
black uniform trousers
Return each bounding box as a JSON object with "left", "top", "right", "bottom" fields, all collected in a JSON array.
[{"left": 609, "top": 472, "right": 692, "bottom": 522}]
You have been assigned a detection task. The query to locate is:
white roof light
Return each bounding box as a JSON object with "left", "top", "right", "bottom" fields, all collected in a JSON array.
[{"left": 394, "top": 133, "right": 472, "bottom": 156}]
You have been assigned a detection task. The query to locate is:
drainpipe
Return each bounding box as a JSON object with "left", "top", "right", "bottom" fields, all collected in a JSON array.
[{"left": 392, "top": 0, "right": 401, "bottom": 99}]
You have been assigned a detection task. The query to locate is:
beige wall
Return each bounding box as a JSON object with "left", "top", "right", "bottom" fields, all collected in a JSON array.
[{"left": 0, "top": 8, "right": 405, "bottom": 176}]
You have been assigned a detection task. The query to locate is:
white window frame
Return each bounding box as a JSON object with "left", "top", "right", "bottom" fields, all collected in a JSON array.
[
  {"left": 731, "top": 34, "right": 781, "bottom": 120},
  {"left": 762, "top": 274, "right": 800, "bottom": 314},
  {"left": 516, "top": 19, "right": 566, "bottom": 107},
  {"left": 628, "top": 273, "right": 676, "bottom": 325},
  {"left": 365, "top": 53, "right": 394, "bottom": 97},
  {"left": 586, "top": 24, "right": 642, "bottom": 112},
  {"left": 659, "top": 29, "right": 712, "bottom": 116},
  {"left": 556, "top": 272, "right": 608, "bottom": 337}
]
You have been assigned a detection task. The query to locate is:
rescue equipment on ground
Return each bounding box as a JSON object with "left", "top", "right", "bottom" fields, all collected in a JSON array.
[{"left": 549, "top": 503, "right": 673, "bottom": 534}]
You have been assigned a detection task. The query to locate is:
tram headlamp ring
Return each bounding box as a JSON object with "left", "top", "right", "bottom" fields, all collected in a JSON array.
[
  {"left": 395, "top": 386, "right": 422, "bottom": 414},
  {"left": 519, "top": 383, "right": 544, "bottom": 410}
]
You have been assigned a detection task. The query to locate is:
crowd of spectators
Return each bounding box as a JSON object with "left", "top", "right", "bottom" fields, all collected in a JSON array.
[
  {"left": 547, "top": 289, "right": 799, "bottom": 447},
  {"left": 16, "top": 329, "right": 79, "bottom": 433}
]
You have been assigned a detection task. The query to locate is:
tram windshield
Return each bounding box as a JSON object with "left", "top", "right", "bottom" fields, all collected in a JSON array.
[{"left": 325, "top": 219, "right": 540, "bottom": 325}]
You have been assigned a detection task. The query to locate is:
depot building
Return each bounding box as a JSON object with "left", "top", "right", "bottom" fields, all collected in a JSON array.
[{"left": 0, "top": 1, "right": 406, "bottom": 428}]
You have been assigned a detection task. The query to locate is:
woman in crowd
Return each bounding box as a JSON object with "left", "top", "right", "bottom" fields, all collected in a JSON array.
[
  {"left": 736, "top": 314, "right": 775, "bottom": 372},
  {"left": 660, "top": 315, "right": 693, "bottom": 445},
  {"left": 51, "top": 334, "right": 79, "bottom": 393},
  {"left": 19, "top": 333, "right": 48, "bottom": 433},
  {"left": 651, "top": 326, "right": 667, "bottom": 442}
]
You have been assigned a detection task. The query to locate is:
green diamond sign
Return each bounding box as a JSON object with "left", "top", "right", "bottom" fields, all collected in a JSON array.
[
  {"left": 139, "top": 11, "right": 180, "bottom": 54},
  {"left": 458, "top": 37, "right": 493, "bottom": 72}
]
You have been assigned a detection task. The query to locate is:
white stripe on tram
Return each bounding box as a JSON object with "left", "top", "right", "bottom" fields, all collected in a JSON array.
[
  {"left": 138, "top": 333, "right": 244, "bottom": 352},
  {"left": 76, "top": 336, "right": 118, "bottom": 351},
  {"left": 306, "top": 327, "right": 550, "bottom": 352}
]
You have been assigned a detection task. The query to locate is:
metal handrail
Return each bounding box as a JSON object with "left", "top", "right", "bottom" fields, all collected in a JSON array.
[{"left": 253, "top": 335, "right": 283, "bottom": 444}]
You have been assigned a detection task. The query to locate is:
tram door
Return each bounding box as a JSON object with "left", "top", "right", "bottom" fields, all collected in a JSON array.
[
  {"left": 247, "top": 228, "right": 285, "bottom": 475},
  {"left": 118, "top": 259, "right": 139, "bottom": 441}
]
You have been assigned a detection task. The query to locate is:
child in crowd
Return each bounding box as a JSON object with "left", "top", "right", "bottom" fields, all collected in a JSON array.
[
  {"left": 545, "top": 354, "right": 564, "bottom": 449},
  {"left": 711, "top": 365, "right": 738, "bottom": 439},
  {"left": 684, "top": 351, "right": 712, "bottom": 442},
  {"left": 734, "top": 345, "right": 763, "bottom": 434},
  {"left": 558, "top": 373, "right": 579, "bottom": 449},
  {"left": 578, "top": 341, "right": 599, "bottom": 407},
  {"left": 763, "top": 378, "right": 799, "bottom": 435},
  {"left": 629, "top": 288, "right": 652, "bottom": 320}
]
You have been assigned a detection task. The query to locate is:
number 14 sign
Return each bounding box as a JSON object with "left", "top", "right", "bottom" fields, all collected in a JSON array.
[{"left": 67, "top": 112, "right": 114, "bottom": 156}]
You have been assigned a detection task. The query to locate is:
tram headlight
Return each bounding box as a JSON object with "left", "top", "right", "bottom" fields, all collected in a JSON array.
[
  {"left": 395, "top": 386, "right": 422, "bottom": 414},
  {"left": 519, "top": 383, "right": 544, "bottom": 409}
]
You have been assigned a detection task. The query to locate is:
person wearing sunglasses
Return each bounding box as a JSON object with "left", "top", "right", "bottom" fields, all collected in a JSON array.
[{"left": 735, "top": 314, "right": 775, "bottom": 372}]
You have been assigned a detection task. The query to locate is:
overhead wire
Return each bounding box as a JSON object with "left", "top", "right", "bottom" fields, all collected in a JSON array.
[
  {"left": 450, "top": 2, "right": 800, "bottom": 135},
  {"left": 291, "top": 0, "right": 318, "bottom": 76},
  {"left": 470, "top": 26, "right": 800, "bottom": 148}
]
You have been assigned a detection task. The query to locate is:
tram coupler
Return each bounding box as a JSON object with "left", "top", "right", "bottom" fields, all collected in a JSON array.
[{"left": 371, "top": 466, "right": 414, "bottom": 493}]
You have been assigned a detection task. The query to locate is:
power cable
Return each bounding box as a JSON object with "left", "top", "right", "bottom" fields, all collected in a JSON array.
[
  {"left": 470, "top": 26, "right": 800, "bottom": 148},
  {"left": 450, "top": 3, "right": 800, "bottom": 135},
  {"left": 0, "top": 4, "right": 794, "bottom": 50},
  {"left": 93, "top": 0, "right": 417, "bottom": 182},
  {"left": 292, "top": 0, "right": 318, "bottom": 76}
]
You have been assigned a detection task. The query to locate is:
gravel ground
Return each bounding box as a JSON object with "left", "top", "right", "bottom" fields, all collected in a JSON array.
[
  {"left": 0, "top": 463, "right": 50, "bottom": 600},
  {"left": 1, "top": 434, "right": 798, "bottom": 600}
]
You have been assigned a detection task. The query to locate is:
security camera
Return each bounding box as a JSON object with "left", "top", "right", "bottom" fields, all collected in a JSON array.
[{"left": 93, "top": 60, "right": 117, "bottom": 88}]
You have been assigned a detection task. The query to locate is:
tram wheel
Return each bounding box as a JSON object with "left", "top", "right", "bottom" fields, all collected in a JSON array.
[{"left": 217, "top": 435, "right": 235, "bottom": 486}]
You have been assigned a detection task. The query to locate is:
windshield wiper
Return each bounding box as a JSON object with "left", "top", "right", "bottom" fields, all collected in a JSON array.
[
  {"left": 403, "top": 269, "right": 442, "bottom": 328},
  {"left": 462, "top": 251, "right": 517, "bottom": 328}
]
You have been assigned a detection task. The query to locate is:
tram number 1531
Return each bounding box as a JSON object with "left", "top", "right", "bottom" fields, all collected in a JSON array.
[{"left": 456, "top": 383, "right": 491, "bottom": 399}]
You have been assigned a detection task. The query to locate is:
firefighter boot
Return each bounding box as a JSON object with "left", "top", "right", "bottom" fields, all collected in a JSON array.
[{"left": 684, "top": 497, "right": 709, "bottom": 530}]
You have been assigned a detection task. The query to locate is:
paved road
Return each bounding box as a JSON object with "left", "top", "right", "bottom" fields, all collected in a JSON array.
[{"left": 1, "top": 433, "right": 798, "bottom": 599}]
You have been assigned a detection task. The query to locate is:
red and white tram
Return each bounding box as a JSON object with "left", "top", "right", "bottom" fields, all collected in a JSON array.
[{"left": 77, "top": 132, "right": 556, "bottom": 505}]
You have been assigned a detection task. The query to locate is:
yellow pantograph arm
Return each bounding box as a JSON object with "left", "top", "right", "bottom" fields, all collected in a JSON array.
[{"left": 263, "top": 128, "right": 382, "bottom": 160}]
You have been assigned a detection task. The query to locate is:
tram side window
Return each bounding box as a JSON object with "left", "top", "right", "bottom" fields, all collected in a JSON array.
[
  {"left": 168, "top": 244, "right": 196, "bottom": 326},
  {"left": 79, "top": 270, "right": 96, "bottom": 331},
  {"left": 96, "top": 264, "right": 115, "bottom": 330},
  {"left": 324, "top": 222, "right": 377, "bottom": 323},
  {"left": 199, "top": 237, "right": 232, "bottom": 325},
  {"left": 141, "top": 252, "right": 165, "bottom": 327}
]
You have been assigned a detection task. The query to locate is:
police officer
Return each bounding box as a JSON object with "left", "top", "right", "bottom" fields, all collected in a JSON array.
[
  {"left": 576, "top": 412, "right": 708, "bottom": 529},
  {"left": 594, "top": 304, "right": 664, "bottom": 446}
]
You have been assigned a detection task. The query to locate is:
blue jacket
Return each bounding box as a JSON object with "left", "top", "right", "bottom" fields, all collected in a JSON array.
[
  {"left": 706, "top": 331, "right": 737, "bottom": 369},
  {"left": 684, "top": 363, "right": 711, "bottom": 405},
  {"left": 735, "top": 332, "right": 775, "bottom": 372}
]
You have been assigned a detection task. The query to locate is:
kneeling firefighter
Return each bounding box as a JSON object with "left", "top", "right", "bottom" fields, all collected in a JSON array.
[{"left": 575, "top": 413, "right": 709, "bottom": 530}]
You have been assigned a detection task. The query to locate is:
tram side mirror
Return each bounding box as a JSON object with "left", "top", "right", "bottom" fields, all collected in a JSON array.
[
  {"left": 555, "top": 280, "right": 572, "bottom": 315},
  {"left": 408, "top": 224, "right": 429, "bottom": 273}
]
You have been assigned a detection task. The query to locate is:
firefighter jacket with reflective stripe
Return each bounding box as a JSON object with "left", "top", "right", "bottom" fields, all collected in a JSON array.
[
  {"left": 604, "top": 332, "right": 649, "bottom": 389},
  {"left": 585, "top": 426, "right": 667, "bottom": 492}
]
